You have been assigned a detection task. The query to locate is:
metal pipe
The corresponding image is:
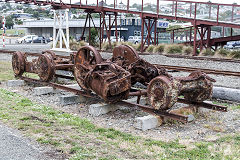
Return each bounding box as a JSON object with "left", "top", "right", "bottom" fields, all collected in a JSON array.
[
  {"left": 129, "top": 90, "right": 147, "bottom": 96},
  {"left": 55, "top": 64, "right": 74, "bottom": 69}
]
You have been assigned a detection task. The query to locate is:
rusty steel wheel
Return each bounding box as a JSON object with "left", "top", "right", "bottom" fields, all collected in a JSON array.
[
  {"left": 74, "top": 45, "right": 103, "bottom": 90},
  {"left": 42, "top": 50, "right": 56, "bottom": 59},
  {"left": 112, "top": 45, "right": 139, "bottom": 67},
  {"left": 37, "top": 53, "right": 55, "bottom": 82},
  {"left": 147, "top": 76, "right": 180, "bottom": 111},
  {"left": 12, "top": 51, "right": 25, "bottom": 77}
]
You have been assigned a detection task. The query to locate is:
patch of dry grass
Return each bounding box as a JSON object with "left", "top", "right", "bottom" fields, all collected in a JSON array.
[{"left": 0, "top": 61, "right": 14, "bottom": 81}]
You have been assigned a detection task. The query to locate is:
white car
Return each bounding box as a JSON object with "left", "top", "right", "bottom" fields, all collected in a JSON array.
[
  {"left": 16, "top": 35, "right": 37, "bottom": 44},
  {"left": 104, "top": 36, "right": 124, "bottom": 42},
  {"left": 128, "top": 36, "right": 142, "bottom": 44}
]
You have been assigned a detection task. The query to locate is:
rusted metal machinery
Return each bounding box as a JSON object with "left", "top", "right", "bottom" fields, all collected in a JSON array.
[
  {"left": 74, "top": 46, "right": 131, "bottom": 102},
  {"left": 11, "top": 45, "right": 227, "bottom": 123},
  {"left": 73, "top": 45, "right": 216, "bottom": 111},
  {"left": 12, "top": 50, "right": 74, "bottom": 81}
]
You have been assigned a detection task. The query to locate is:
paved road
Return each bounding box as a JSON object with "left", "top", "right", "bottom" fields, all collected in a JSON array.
[{"left": 0, "top": 122, "right": 54, "bottom": 160}]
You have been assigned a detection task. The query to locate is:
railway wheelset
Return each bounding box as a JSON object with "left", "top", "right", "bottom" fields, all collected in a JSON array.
[{"left": 11, "top": 45, "right": 227, "bottom": 123}]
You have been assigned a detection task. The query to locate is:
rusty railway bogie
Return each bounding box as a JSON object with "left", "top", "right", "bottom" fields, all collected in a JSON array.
[
  {"left": 74, "top": 46, "right": 131, "bottom": 102},
  {"left": 11, "top": 45, "right": 227, "bottom": 123},
  {"left": 12, "top": 50, "right": 73, "bottom": 82}
]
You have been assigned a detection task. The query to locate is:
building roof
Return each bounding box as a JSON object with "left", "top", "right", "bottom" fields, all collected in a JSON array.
[{"left": 15, "top": 19, "right": 101, "bottom": 28}]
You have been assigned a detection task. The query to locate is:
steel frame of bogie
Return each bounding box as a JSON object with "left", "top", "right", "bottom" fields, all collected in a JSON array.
[{"left": 2, "top": 0, "right": 240, "bottom": 56}]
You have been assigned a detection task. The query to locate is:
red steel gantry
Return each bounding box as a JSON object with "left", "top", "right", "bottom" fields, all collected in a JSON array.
[{"left": 3, "top": 0, "right": 240, "bottom": 55}]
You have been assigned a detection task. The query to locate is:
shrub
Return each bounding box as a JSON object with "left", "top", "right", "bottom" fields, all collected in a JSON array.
[
  {"left": 135, "top": 43, "right": 142, "bottom": 51},
  {"left": 201, "top": 48, "right": 214, "bottom": 56},
  {"left": 153, "top": 44, "right": 165, "bottom": 54},
  {"left": 183, "top": 46, "right": 193, "bottom": 55},
  {"left": 146, "top": 45, "right": 155, "bottom": 53},
  {"left": 79, "top": 40, "right": 86, "bottom": 46},
  {"left": 102, "top": 42, "right": 113, "bottom": 51},
  {"left": 125, "top": 42, "right": 135, "bottom": 47},
  {"left": 217, "top": 48, "right": 229, "bottom": 56},
  {"left": 165, "top": 44, "right": 183, "bottom": 54},
  {"left": 230, "top": 50, "right": 240, "bottom": 59},
  {"left": 70, "top": 40, "right": 86, "bottom": 51}
]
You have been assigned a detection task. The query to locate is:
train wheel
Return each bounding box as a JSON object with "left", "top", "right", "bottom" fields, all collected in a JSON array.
[
  {"left": 12, "top": 51, "right": 25, "bottom": 77},
  {"left": 37, "top": 53, "right": 55, "bottom": 82},
  {"left": 74, "top": 46, "right": 103, "bottom": 90},
  {"left": 112, "top": 45, "right": 139, "bottom": 67},
  {"left": 147, "top": 76, "right": 180, "bottom": 111}
]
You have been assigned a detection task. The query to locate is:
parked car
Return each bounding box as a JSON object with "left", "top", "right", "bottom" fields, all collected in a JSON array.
[
  {"left": 224, "top": 41, "right": 240, "bottom": 49},
  {"left": 16, "top": 35, "right": 37, "bottom": 44},
  {"left": 30, "top": 36, "right": 51, "bottom": 43},
  {"left": 104, "top": 36, "right": 124, "bottom": 42},
  {"left": 128, "top": 36, "right": 142, "bottom": 44}
]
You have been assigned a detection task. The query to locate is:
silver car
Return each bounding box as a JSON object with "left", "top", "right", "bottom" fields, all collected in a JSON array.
[{"left": 128, "top": 36, "right": 142, "bottom": 44}]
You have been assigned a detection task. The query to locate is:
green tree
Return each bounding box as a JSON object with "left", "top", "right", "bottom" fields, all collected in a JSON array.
[
  {"left": 33, "top": 11, "right": 40, "bottom": 19},
  {"left": 87, "top": 28, "right": 98, "bottom": 46},
  {"left": 5, "top": 15, "right": 14, "bottom": 29}
]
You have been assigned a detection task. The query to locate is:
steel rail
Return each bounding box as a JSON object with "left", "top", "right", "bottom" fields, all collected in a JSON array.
[
  {"left": 100, "top": 49, "right": 240, "bottom": 64},
  {"left": 17, "top": 76, "right": 200, "bottom": 123},
  {"left": 20, "top": 76, "right": 94, "bottom": 98},
  {"left": 177, "top": 98, "right": 228, "bottom": 112},
  {"left": 155, "top": 64, "right": 240, "bottom": 77},
  {"left": 117, "top": 101, "right": 189, "bottom": 123},
  {"left": 165, "top": 54, "right": 240, "bottom": 64},
  {"left": 0, "top": 49, "right": 71, "bottom": 59},
  {"left": 19, "top": 76, "right": 227, "bottom": 123}
]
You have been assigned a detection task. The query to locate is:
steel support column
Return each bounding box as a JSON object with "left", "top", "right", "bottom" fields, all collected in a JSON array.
[
  {"left": 193, "top": 25, "right": 197, "bottom": 56},
  {"left": 52, "top": 9, "right": 70, "bottom": 52}
]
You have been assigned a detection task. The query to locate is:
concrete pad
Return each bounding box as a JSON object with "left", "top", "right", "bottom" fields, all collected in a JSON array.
[
  {"left": 7, "top": 80, "right": 25, "bottom": 87},
  {"left": 213, "top": 87, "right": 240, "bottom": 102},
  {"left": 57, "top": 77, "right": 71, "bottom": 83},
  {"left": 55, "top": 70, "right": 73, "bottom": 76},
  {"left": 134, "top": 115, "right": 163, "bottom": 131},
  {"left": 89, "top": 103, "right": 119, "bottom": 116},
  {"left": 33, "top": 86, "right": 54, "bottom": 96},
  {"left": 64, "top": 84, "right": 81, "bottom": 90},
  {"left": 59, "top": 95, "right": 86, "bottom": 106}
]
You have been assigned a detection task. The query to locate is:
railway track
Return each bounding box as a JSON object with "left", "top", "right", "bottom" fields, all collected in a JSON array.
[
  {"left": 99, "top": 49, "right": 240, "bottom": 63},
  {"left": 165, "top": 54, "right": 240, "bottom": 64},
  {"left": 156, "top": 64, "right": 240, "bottom": 77},
  {"left": 1, "top": 45, "right": 229, "bottom": 124},
  {"left": 20, "top": 76, "right": 227, "bottom": 123},
  {"left": 1, "top": 49, "right": 240, "bottom": 77}
]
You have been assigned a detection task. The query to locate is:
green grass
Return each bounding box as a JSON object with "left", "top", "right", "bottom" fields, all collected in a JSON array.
[
  {"left": 165, "top": 44, "right": 183, "bottom": 54},
  {"left": 0, "top": 61, "right": 39, "bottom": 81},
  {"left": 0, "top": 88, "right": 239, "bottom": 159},
  {"left": 0, "top": 29, "right": 25, "bottom": 36},
  {"left": 0, "top": 61, "right": 14, "bottom": 81}
]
